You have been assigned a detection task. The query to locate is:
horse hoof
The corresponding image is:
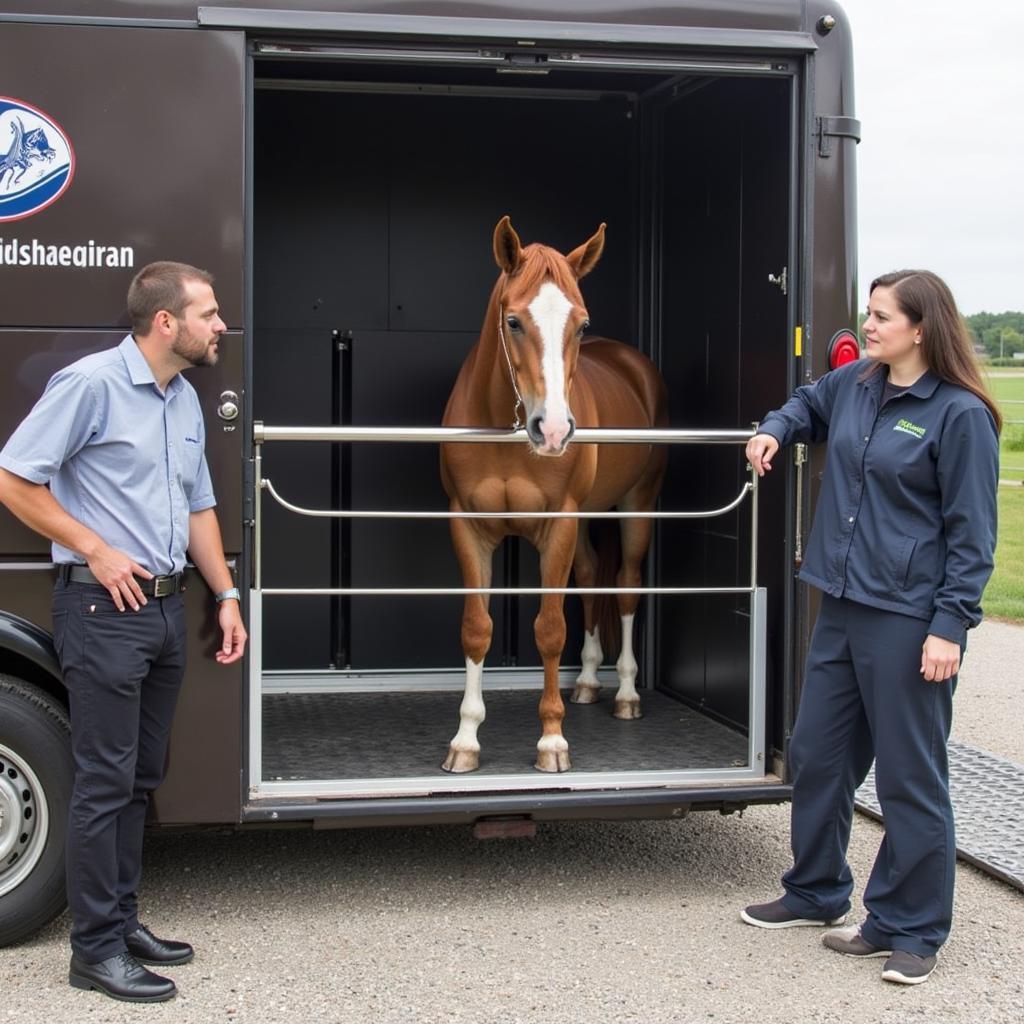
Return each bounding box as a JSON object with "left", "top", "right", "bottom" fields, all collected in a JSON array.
[
  {"left": 613, "top": 700, "right": 642, "bottom": 720},
  {"left": 534, "top": 750, "right": 572, "bottom": 773},
  {"left": 570, "top": 684, "right": 599, "bottom": 704},
  {"left": 442, "top": 748, "right": 480, "bottom": 773}
]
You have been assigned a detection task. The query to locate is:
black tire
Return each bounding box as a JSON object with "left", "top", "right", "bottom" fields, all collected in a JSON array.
[{"left": 0, "top": 675, "right": 72, "bottom": 947}]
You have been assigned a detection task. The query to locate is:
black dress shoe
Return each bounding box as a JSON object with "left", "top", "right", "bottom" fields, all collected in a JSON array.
[
  {"left": 125, "top": 923, "right": 195, "bottom": 965},
  {"left": 69, "top": 951, "right": 176, "bottom": 1003}
]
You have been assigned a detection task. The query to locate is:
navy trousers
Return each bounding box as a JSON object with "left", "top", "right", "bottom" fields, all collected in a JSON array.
[
  {"left": 52, "top": 579, "right": 187, "bottom": 963},
  {"left": 780, "top": 595, "right": 956, "bottom": 957}
]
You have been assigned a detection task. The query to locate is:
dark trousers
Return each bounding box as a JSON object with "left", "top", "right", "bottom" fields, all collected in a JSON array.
[
  {"left": 52, "top": 580, "right": 187, "bottom": 963},
  {"left": 780, "top": 595, "right": 956, "bottom": 957}
]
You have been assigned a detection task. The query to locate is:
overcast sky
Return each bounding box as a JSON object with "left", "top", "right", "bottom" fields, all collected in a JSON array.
[{"left": 840, "top": 0, "right": 1024, "bottom": 314}]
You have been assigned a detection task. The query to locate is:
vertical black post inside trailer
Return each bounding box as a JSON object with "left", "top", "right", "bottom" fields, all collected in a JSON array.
[{"left": 331, "top": 329, "right": 353, "bottom": 669}]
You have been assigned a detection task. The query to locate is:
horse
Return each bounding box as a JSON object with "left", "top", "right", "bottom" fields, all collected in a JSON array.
[{"left": 439, "top": 216, "right": 668, "bottom": 773}]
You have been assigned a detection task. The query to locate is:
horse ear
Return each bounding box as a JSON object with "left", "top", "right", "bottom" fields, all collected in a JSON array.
[
  {"left": 566, "top": 223, "right": 606, "bottom": 280},
  {"left": 493, "top": 215, "right": 524, "bottom": 274}
]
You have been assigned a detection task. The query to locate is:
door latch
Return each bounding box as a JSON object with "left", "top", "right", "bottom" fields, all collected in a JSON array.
[{"left": 218, "top": 390, "right": 240, "bottom": 421}]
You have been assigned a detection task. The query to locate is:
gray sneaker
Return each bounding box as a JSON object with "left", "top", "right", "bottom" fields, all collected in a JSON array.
[
  {"left": 881, "top": 950, "right": 937, "bottom": 986},
  {"left": 740, "top": 898, "right": 847, "bottom": 929},
  {"left": 822, "top": 925, "right": 891, "bottom": 958}
]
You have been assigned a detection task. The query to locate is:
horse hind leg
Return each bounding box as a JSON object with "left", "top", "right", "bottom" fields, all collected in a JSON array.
[
  {"left": 612, "top": 514, "right": 656, "bottom": 720},
  {"left": 570, "top": 525, "right": 602, "bottom": 705}
]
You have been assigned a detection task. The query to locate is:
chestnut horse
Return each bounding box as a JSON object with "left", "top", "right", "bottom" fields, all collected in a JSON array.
[{"left": 440, "top": 216, "right": 668, "bottom": 774}]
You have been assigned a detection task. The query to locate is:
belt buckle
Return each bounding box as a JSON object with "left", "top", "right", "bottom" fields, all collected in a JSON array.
[{"left": 153, "top": 575, "right": 175, "bottom": 598}]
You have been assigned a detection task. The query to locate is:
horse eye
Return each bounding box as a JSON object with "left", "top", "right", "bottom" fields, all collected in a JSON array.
[
  {"left": 507, "top": 316, "right": 522, "bottom": 332},
  {"left": 580, "top": 320, "right": 591, "bottom": 334}
]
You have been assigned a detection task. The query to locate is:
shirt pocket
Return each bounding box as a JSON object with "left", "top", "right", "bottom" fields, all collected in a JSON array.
[{"left": 178, "top": 436, "right": 204, "bottom": 489}]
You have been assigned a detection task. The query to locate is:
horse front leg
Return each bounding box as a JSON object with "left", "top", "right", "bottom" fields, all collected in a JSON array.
[
  {"left": 534, "top": 517, "right": 579, "bottom": 772},
  {"left": 443, "top": 515, "right": 496, "bottom": 773}
]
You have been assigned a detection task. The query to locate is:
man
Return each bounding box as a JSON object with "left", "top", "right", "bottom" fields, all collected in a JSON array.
[{"left": 0, "top": 262, "right": 247, "bottom": 1003}]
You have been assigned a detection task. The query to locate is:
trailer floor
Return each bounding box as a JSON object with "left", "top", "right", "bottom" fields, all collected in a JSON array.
[{"left": 262, "top": 688, "right": 748, "bottom": 780}]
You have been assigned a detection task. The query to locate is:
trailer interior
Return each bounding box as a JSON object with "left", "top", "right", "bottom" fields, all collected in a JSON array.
[{"left": 248, "top": 37, "right": 796, "bottom": 803}]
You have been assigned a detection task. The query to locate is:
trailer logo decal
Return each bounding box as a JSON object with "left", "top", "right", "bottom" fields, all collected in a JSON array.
[{"left": 0, "top": 97, "right": 75, "bottom": 223}]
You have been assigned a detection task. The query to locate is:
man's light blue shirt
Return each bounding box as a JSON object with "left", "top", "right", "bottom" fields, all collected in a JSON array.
[{"left": 0, "top": 335, "right": 216, "bottom": 574}]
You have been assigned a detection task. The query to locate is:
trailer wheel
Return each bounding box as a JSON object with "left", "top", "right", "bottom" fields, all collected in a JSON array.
[{"left": 0, "top": 675, "right": 72, "bottom": 947}]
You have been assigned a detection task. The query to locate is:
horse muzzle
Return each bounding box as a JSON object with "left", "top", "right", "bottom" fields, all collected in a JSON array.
[{"left": 526, "top": 409, "right": 576, "bottom": 456}]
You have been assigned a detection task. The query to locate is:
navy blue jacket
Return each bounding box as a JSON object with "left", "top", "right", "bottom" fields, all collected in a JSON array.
[{"left": 759, "top": 360, "right": 999, "bottom": 646}]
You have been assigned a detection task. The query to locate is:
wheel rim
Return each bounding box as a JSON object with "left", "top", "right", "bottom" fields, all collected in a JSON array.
[{"left": 0, "top": 742, "right": 51, "bottom": 899}]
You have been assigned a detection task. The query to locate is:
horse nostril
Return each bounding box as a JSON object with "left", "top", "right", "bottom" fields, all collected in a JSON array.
[
  {"left": 565, "top": 418, "right": 576, "bottom": 443},
  {"left": 527, "top": 415, "right": 544, "bottom": 443}
]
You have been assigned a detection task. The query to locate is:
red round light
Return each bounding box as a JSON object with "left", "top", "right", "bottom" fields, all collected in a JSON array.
[{"left": 828, "top": 330, "right": 861, "bottom": 369}]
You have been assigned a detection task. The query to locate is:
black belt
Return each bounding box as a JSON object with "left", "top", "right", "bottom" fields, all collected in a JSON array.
[{"left": 58, "top": 564, "right": 184, "bottom": 597}]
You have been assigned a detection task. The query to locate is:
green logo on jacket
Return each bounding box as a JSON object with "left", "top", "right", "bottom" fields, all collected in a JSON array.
[{"left": 893, "top": 418, "right": 927, "bottom": 439}]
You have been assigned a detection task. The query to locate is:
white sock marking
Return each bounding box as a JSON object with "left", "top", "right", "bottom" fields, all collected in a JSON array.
[
  {"left": 576, "top": 627, "right": 603, "bottom": 687},
  {"left": 616, "top": 613, "right": 639, "bottom": 702},
  {"left": 449, "top": 657, "right": 486, "bottom": 752}
]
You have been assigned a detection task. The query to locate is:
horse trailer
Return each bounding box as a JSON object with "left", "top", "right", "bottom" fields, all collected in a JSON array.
[{"left": 0, "top": 0, "right": 860, "bottom": 946}]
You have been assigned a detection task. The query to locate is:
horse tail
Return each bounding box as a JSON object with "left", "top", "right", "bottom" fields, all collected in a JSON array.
[{"left": 591, "top": 520, "right": 622, "bottom": 660}]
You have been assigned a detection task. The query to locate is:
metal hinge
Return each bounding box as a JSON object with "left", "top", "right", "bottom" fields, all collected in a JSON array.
[{"left": 817, "top": 115, "right": 862, "bottom": 157}]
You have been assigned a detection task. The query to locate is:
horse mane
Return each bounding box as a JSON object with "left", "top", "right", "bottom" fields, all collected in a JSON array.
[{"left": 506, "top": 243, "right": 579, "bottom": 296}]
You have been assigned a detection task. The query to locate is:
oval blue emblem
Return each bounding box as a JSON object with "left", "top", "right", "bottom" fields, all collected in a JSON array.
[{"left": 0, "top": 96, "right": 75, "bottom": 222}]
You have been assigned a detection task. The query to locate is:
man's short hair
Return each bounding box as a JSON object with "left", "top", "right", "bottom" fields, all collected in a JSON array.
[{"left": 127, "top": 261, "right": 214, "bottom": 336}]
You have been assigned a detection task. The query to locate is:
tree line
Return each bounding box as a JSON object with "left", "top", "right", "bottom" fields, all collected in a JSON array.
[{"left": 965, "top": 312, "right": 1024, "bottom": 362}]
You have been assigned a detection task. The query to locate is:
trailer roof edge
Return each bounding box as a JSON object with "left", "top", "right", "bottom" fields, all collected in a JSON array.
[{"left": 197, "top": 7, "right": 818, "bottom": 52}]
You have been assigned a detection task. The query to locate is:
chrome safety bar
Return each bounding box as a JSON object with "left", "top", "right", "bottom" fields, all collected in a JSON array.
[
  {"left": 254, "top": 424, "right": 752, "bottom": 444},
  {"left": 252, "top": 422, "right": 757, "bottom": 595}
]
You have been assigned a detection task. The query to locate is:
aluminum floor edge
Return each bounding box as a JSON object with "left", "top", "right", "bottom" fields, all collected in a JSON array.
[{"left": 855, "top": 740, "right": 1024, "bottom": 893}]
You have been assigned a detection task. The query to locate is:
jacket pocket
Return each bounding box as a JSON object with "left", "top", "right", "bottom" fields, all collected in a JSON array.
[{"left": 892, "top": 535, "right": 917, "bottom": 590}]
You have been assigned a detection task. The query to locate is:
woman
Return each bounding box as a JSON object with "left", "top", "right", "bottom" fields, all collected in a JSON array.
[{"left": 739, "top": 270, "right": 1000, "bottom": 986}]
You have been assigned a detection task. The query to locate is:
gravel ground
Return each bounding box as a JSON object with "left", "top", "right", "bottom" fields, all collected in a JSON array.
[{"left": 3, "top": 620, "right": 1022, "bottom": 1024}]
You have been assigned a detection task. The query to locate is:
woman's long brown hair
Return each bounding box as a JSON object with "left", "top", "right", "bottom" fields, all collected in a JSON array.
[{"left": 868, "top": 269, "right": 1002, "bottom": 433}]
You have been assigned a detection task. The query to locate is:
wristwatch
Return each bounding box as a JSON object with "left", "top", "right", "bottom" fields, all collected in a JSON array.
[{"left": 215, "top": 587, "right": 241, "bottom": 603}]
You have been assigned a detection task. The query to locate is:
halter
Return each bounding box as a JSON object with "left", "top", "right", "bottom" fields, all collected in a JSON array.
[{"left": 497, "top": 304, "right": 525, "bottom": 430}]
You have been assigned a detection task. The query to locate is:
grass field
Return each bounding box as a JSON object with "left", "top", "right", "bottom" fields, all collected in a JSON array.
[
  {"left": 983, "top": 369, "right": 1024, "bottom": 622},
  {"left": 986, "top": 369, "right": 1024, "bottom": 483}
]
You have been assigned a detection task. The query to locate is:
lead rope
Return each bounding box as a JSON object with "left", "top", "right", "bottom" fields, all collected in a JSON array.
[{"left": 497, "top": 304, "right": 525, "bottom": 430}]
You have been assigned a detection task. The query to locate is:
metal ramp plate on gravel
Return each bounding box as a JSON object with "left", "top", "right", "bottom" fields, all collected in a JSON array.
[{"left": 856, "top": 740, "right": 1024, "bottom": 892}]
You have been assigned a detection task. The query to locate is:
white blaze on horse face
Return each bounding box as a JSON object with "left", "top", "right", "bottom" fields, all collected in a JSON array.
[{"left": 527, "top": 281, "right": 575, "bottom": 451}]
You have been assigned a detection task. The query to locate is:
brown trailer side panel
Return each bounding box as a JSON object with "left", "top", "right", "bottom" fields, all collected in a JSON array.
[{"left": 0, "top": 23, "right": 247, "bottom": 823}]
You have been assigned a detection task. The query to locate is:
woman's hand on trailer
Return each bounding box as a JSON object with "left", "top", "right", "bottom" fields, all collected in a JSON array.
[{"left": 746, "top": 433, "right": 780, "bottom": 477}]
